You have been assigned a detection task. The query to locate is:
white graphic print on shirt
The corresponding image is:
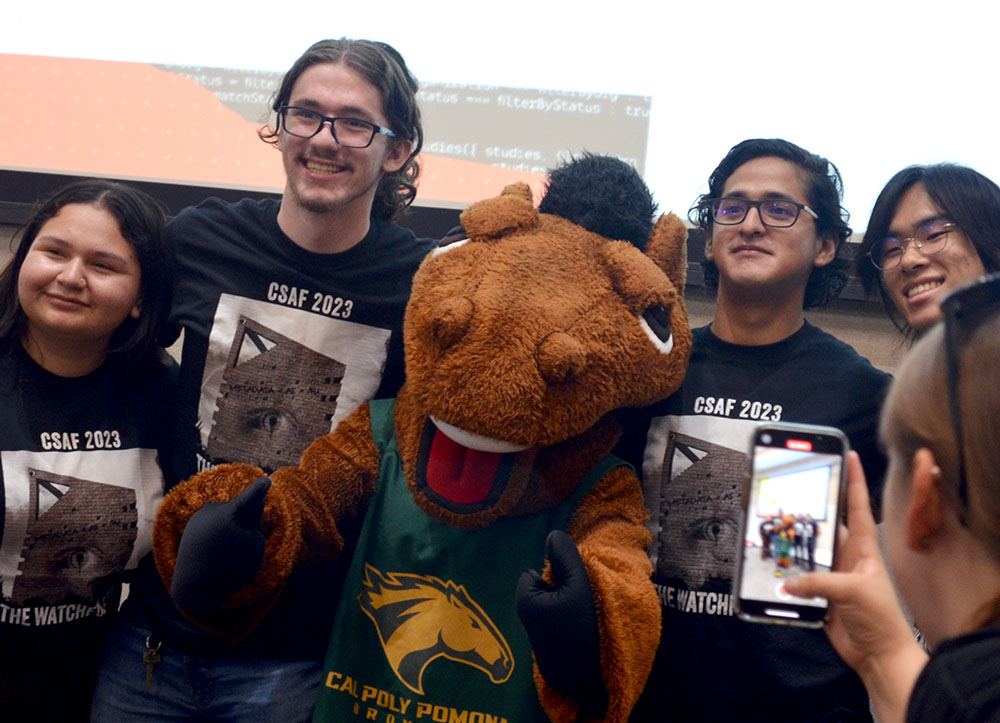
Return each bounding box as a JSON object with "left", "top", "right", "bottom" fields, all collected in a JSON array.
[{"left": 196, "top": 293, "right": 392, "bottom": 473}]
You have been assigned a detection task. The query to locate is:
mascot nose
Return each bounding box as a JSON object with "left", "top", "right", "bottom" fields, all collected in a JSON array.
[
  {"left": 536, "top": 332, "right": 587, "bottom": 385},
  {"left": 431, "top": 296, "right": 474, "bottom": 350}
]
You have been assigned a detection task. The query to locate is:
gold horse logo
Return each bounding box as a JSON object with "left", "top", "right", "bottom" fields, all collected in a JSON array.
[{"left": 358, "top": 563, "right": 514, "bottom": 694}]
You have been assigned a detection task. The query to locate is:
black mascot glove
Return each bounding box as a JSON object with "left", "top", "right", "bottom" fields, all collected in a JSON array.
[
  {"left": 171, "top": 476, "right": 271, "bottom": 619},
  {"left": 516, "top": 530, "right": 608, "bottom": 718}
]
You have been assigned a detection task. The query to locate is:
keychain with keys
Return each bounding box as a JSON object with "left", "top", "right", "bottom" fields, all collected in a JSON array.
[{"left": 143, "top": 635, "right": 162, "bottom": 689}]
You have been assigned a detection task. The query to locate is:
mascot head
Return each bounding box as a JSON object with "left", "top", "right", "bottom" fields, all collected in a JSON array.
[{"left": 404, "top": 153, "right": 692, "bottom": 450}]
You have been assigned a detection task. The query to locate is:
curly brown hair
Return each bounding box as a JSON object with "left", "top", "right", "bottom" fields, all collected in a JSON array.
[{"left": 260, "top": 38, "right": 422, "bottom": 222}]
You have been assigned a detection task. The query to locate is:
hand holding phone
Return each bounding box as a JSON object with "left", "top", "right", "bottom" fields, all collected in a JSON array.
[
  {"left": 784, "top": 453, "right": 921, "bottom": 666},
  {"left": 733, "top": 423, "right": 848, "bottom": 627}
]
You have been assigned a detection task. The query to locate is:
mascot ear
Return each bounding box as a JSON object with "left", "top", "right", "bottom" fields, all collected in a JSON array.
[
  {"left": 644, "top": 213, "right": 688, "bottom": 296},
  {"left": 459, "top": 182, "right": 539, "bottom": 242}
]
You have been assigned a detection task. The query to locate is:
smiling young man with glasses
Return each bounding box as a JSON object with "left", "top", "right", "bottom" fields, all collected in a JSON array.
[
  {"left": 855, "top": 163, "right": 1000, "bottom": 336},
  {"left": 90, "top": 39, "right": 435, "bottom": 721},
  {"left": 618, "top": 139, "right": 891, "bottom": 721}
]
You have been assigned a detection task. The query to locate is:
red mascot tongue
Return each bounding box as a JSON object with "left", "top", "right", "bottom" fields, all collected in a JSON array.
[{"left": 426, "top": 427, "right": 502, "bottom": 504}]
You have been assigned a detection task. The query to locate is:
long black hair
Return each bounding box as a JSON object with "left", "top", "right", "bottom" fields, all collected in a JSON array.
[
  {"left": 0, "top": 179, "right": 170, "bottom": 372},
  {"left": 855, "top": 163, "right": 1000, "bottom": 334}
]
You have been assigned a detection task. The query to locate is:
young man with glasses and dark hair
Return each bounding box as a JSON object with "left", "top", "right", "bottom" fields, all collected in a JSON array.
[
  {"left": 90, "top": 38, "right": 435, "bottom": 721},
  {"left": 618, "top": 138, "right": 890, "bottom": 721},
  {"left": 855, "top": 163, "right": 1000, "bottom": 336},
  {"left": 259, "top": 38, "right": 423, "bottom": 231}
]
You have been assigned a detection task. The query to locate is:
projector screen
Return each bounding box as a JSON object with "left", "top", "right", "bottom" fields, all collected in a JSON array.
[{"left": 2, "top": 0, "right": 996, "bottom": 228}]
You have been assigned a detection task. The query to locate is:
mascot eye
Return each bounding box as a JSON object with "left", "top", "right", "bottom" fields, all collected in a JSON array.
[
  {"left": 431, "top": 237, "right": 469, "bottom": 257},
  {"left": 640, "top": 306, "right": 674, "bottom": 355}
]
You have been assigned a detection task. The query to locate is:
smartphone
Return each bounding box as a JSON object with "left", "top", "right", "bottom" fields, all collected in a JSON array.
[{"left": 733, "top": 422, "right": 849, "bottom": 627}]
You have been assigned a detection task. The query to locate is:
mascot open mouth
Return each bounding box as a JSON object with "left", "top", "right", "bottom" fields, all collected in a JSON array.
[{"left": 415, "top": 417, "right": 532, "bottom": 513}]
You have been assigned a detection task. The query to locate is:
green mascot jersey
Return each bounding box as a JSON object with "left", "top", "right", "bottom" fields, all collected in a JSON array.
[{"left": 313, "top": 399, "right": 625, "bottom": 722}]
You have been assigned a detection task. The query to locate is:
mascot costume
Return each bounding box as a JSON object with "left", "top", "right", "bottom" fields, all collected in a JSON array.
[{"left": 154, "top": 155, "right": 692, "bottom": 722}]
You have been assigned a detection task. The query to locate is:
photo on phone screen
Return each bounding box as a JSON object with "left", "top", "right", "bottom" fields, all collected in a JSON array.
[{"left": 734, "top": 423, "right": 848, "bottom": 626}]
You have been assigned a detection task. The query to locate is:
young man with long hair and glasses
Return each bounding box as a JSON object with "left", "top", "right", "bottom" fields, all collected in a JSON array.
[
  {"left": 855, "top": 163, "right": 1000, "bottom": 337},
  {"left": 90, "top": 39, "right": 435, "bottom": 721}
]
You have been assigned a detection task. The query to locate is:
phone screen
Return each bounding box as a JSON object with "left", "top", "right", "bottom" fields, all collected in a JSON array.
[{"left": 735, "top": 424, "right": 847, "bottom": 626}]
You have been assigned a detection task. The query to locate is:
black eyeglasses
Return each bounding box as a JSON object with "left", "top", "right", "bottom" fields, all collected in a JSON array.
[
  {"left": 278, "top": 105, "right": 396, "bottom": 148},
  {"left": 869, "top": 221, "right": 957, "bottom": 271},
  {"left": 940, "top": 272, "right": 1000, "bottom": 525},
  {"left": 706, "top": 197, "right": 819, "bottom": 228}
]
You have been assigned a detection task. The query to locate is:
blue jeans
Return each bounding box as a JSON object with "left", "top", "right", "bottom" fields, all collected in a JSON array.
[{"left": 90, "top": 616, "right": 322, "bottom": 722}]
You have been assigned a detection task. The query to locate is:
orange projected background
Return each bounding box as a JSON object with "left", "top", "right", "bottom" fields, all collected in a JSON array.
[{"left": 0, "top": 54, "right": 651, "bottom": 208}]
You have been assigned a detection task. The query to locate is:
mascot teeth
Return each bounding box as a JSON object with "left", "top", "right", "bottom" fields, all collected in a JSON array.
[{"left": 430, "top": 416, "right": 529, "bottom": 453}]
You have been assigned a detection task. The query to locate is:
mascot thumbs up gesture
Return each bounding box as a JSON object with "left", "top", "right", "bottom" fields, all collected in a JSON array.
[{"left": 155, "top": 154, "right": 692, "bottom": 722}]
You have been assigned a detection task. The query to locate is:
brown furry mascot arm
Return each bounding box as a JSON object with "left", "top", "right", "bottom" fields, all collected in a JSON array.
[
  {"left": 534, "top": 466, "right": 659, "bottom": 723},
  {"left": 153, "top": 403, "right": 381, "bottom": 642}
]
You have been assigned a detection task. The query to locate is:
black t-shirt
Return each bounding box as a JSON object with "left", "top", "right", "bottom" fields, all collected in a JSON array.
[
  {"left": 165, "top": 196, "right": 435, "bottom": 481},
  {"left": 907, "top": 625, "right": 1000, "bottom": 722},
  {"left": 0, "top": 343, "right": 173, "bottom": 716},
  {"left": 134, "top": 197, "right": 435, "bottom": 658},
  {"left": 619, "top": 323, "right": 890, "bottom": 722}
]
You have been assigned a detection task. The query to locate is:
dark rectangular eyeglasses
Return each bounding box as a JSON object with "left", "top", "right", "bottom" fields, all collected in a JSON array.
[{"left": 278, "top": 105, "right": 396, "bottom": 148}]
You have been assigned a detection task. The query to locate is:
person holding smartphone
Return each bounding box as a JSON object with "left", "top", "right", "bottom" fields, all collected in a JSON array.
[
  {"left": 855, "top": 164, "right": 1000, "bottom": 336},
  {"left": 617, "top": 138, "right": 890, "bottom": 721},
  {"left": 786, "top": 274, "right": 1000, "bottom": 722}
]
